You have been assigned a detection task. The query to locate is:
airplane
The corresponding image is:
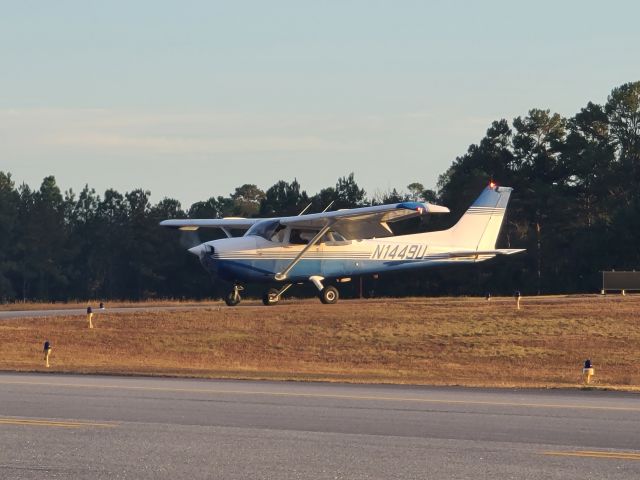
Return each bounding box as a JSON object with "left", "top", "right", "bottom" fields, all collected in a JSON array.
[{"left": 160, "top": 182, "right": 524, "bottom": 306}]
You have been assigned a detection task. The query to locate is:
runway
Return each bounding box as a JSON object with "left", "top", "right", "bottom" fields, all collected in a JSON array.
[
  {"left": 1, "top": 374, "right": 639, "bottom": 479},
  {"left": 0, "top": 305, "right": 221, "bottom": 320}
]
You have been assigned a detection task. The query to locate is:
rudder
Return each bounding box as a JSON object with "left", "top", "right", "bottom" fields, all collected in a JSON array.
[{"left": 447, "top": 185, "right": 512, "bottom": 250}]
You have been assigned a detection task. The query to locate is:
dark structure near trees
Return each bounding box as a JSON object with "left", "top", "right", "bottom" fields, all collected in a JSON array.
[{"left": 601, "top": 271, "right": 640, "bottom": 294}]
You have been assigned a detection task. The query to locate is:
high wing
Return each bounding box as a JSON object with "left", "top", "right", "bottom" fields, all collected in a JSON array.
[
  {"left": 159, "top": 218, "right": 260, "bottom": 231},
  {"left": 278, "top": 201, "right": 449, "bottom": 239},
  {"left": 160, "top": 201, "right": 450, "bottom": 239}
]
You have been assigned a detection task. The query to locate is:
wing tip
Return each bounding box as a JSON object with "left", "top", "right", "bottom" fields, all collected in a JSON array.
[{"left": 397, "top": 201, "right": 450, "bottom": 214}]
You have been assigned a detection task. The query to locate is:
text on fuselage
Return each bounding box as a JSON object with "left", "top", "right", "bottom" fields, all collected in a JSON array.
[{"left": 370, "top": 244, "right": 428, "bottom": 260}]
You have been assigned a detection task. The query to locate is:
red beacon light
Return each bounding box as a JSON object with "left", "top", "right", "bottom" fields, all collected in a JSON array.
[{"left": 489, "top": 181, "right": 497, "bottom": 189}]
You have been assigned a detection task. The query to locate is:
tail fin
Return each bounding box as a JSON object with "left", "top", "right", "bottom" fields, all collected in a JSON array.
[
  {"left": 449, "top": 185, "right": 512, "bottom": 250},
  {"left": 421, "top": 185, "right": 512, "bottom": 250}
]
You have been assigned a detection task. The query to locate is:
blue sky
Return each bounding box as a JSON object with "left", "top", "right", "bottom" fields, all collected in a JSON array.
[{"left": 1, "top": 0, "right": 639, "bottom": 207}]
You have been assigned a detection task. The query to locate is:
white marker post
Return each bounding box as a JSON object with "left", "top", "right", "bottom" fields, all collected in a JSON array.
[
  {"left": 582, "top": 360, "right": 595, "bottom": 385},
  {"left": 43, "top": 341, "right": 52, "bottom": 368}
]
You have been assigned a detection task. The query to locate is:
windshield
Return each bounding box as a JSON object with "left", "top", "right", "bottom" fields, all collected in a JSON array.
[{"left": 245, "top": 220, "right": 283, "bottom": 241}]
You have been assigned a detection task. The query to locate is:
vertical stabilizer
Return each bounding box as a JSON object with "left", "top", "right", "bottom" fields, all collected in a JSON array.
[
  {"left": 419, "top": 185, "right": 512, "bottom": 250},
  {"left": 449, "top": 185, "right": 512, "bottom": 250}
]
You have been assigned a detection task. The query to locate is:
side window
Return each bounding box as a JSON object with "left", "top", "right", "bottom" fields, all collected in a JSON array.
[
  {"left": 289, "top": 229, "right": 319, "bottom": 245},
  {"left": 322, "top": 231, "right": 346, "bottom": 243},
  {"left": 270, "top": 224, "right": 287, "bottom": 243}
]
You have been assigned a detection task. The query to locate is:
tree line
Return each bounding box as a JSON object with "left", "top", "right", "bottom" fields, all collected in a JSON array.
[{"left": 1, "top": 81, "right": 638, "bottom": 301}]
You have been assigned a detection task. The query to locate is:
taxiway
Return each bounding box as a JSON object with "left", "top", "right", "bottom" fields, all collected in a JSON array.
[{"left": 1, "top": 373, "right": 639, "bottom": 479}]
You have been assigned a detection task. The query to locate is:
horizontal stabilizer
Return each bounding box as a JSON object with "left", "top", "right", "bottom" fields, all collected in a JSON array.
[{"left": 437, "top": 248, "right": 526, "bottom": 259}]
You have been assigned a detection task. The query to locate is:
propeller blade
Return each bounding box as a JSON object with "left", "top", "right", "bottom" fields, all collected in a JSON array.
[{"left": 179, "top": 230, "right": 202, "bottom": 249}]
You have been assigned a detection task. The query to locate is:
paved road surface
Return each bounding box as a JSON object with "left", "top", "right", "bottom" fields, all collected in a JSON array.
[
  {"left": 1, "top": 373, "right": 639, "bottom": 479},
  {"left": 0, "top": 305, "right": 225, "bottom": 320}
]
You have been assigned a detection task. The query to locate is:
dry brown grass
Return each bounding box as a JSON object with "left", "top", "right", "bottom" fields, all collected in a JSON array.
[{"left": 1, "top": 295, "right": 639, "bottom": 390}]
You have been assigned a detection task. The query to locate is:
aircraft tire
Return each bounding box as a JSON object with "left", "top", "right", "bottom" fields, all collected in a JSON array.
[
  {"left": 224, "top": 291, "right": 241, "bottom": 307},
  {"left": 319, "top": 286, "right": 339, "bottom": 304},
  {"left": 262, "top": 288, "right": 280, "bottom": 306}
]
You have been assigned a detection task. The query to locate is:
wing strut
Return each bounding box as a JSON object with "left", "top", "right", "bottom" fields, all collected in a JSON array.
[
  {"left": 274, "top": 222, "right": 334, "bottom": 281},
  {"left": 321, "top": 200, "right": 334, "bottom": 213}
]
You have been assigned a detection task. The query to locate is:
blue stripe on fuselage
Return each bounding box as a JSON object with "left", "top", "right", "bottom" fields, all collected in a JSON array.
[{"left": 209, "top": 257, "right": 479, "bottom": 283}]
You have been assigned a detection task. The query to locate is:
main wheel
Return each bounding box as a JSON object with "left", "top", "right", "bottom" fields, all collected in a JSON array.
[
  {"left": 319, "top": 286, "right": 339, "bottom": 304},
  {"left": 224, "top": 291, "right": 241, "bottom": 307},
  {"left": 262, "top": 288, "right": 280, "bottom": 306}
]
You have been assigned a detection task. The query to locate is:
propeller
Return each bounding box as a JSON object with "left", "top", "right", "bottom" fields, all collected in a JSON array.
[{"left": 179, "top": 229, "right": 202, "bottom": 249}]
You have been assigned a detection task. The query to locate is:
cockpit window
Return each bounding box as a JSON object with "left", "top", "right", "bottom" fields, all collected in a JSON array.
[
  {"left": 245, "top": 220, "right": 285, "bottom": 241},
  {"left": 289, "top": 229, "right": 348, "bottom": 245},
  {"left": 246, "top": 223, "right": 348, "bottom": 244},
  {"left": 289, "top": 229, "right": 318, "bottom": 245},
  {"left": 325, "top": 231, "right": 347, "bottom": 242},
  {"left": 270, "top": 224, "right": 287, "bottom": 242}
]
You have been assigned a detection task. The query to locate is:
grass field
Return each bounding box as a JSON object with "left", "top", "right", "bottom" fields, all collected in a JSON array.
[{"left": 1, "top": 295, "right": 639, "bottom": 389}]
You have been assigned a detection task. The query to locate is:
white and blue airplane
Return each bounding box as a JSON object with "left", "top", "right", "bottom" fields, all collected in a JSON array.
[{"left": 161, "top": 183, "right": 524, "bottom": 306}]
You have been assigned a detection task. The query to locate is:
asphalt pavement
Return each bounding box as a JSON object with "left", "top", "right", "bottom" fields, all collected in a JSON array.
[
  {"left": 1, "top": 373, "right": 639, "bottom": 479},
  {"left": 0, "top": 305, "right": 222, "bottom": 320}
]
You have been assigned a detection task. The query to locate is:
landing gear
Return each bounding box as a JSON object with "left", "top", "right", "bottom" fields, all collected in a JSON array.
[
  {"left": 262, "top": 288, "right": 280, "bottom": 306},
  {"left": 309, "top": 275, "right": 340, "bottom": 304},
  {"left": 262, "top": 284, "right": 292, "bottom": 306},
  {"left": 224, "top": 284, "right": 243, "bottom": 307},
  {"left": 320, "top": 285, "right": 339, "bottom": 304}
]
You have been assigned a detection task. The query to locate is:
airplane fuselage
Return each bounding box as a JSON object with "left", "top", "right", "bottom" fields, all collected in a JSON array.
[{"left": 201, "top": 234, "right": 494, "bottom": 284}]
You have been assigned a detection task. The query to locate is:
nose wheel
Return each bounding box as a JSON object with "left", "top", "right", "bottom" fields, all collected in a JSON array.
[
  {"left": 224, "top": 284, "right": 243, "bottom": 307},
  {"left": 262, "top": 284, "right": 292, "bottom": 306},
  {"left": 262, "top": 288, "right": 280, "bottom": 306}
]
